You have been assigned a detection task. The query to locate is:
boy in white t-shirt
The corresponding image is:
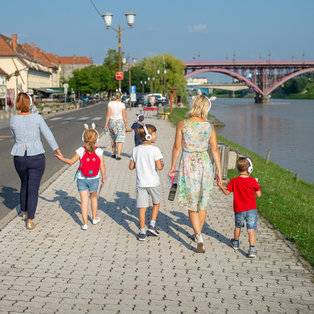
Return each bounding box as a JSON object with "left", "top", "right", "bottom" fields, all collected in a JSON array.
[{"left": 129, "top": 124, "right": 164, "bottom": 241}]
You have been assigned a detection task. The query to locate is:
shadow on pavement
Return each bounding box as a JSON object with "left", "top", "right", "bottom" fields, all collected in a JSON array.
[
  {"left": 0, "top": 185, "right": 20, "bottom": 212},
  {"left": 171, "top": 210, "right": 234, "bottom": 251},
  {"left": 40, "top": 190, "right": 82, "bottom": 225},
  {"left": 98, "top": 191, "right": 194, "bottom": 251}
]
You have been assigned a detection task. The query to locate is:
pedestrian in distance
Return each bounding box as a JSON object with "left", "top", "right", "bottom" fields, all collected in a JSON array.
[
  {"left": 55, "top": 123, "right": 106, "bottom": 231},
  {"left": 126, "top": 113, "right": 145, "bottom": 146},
  {"left": 218, "top": 156, "right": 261, "bottom": 258},
  {"left": 129, "top": 124, "right": 164, "bottom": 241},
  {"left": 104, "top": 91, "right": 128, "bottom": 160},
  {"left": 10, "top": 92, "right": 62, "bottom": 230},
  {"left": 169, "top": 95, "right": 222, "bottom": 253}
]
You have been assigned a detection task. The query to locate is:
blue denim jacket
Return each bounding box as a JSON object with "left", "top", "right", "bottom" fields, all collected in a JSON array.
[{"left": 10, "top": 114, "right": 59, "bottom": 156}]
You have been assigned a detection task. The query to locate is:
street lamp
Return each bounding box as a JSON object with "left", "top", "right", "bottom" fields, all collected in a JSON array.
[
  {"left": 157, "top": 69, "right": 162, "bottom": 94},
  {"left": 163, "top": 69, "right": 167, "bottom": 96},
  {"left": 102, "top": 12, "right": 136, "bottom": 92},
  {"left": 122, "top": 56, "right": 136, "bottom": 109},
  {"left": 147, "top": 77, "right": 150, "bottom": 92}
]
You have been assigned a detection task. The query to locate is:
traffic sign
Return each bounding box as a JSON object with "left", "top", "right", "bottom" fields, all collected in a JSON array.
[
  {"left": 130, "top": 85, "right": 136, "bottom": 94},
  {"left": 116, "top": 72, "right": 124, "bottom": 80}
]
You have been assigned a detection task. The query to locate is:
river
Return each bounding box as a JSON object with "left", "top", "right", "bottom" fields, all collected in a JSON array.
[{"left": 208, "top": 98, "right": 314, "bottom": 184}]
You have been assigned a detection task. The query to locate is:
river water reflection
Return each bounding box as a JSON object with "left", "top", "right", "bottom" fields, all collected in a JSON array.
[{"left": 209, "top": 98, "right": 314, "bottom": 183}]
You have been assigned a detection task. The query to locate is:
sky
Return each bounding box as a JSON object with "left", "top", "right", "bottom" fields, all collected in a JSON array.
[{"left": 1, "top": 0, "right": 314, "bottom": 82}]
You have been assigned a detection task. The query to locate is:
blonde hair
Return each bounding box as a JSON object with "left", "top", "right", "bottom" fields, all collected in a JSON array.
[
  {"left": 16, "top": 93, "right": 31, "bottom": 112},
  {"left": 115, "top": 91, "right": 122, "bottom": 100},
  {"left": 84, "top": 129, "right": 98, "bottom": 154},
  {"left": 188, "top": 95, "right": 211, "bottom": 120}
]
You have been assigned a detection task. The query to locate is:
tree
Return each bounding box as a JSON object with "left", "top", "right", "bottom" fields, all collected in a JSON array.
[
  {"left": 68, "top": 65, "right": 110, "bottom": 95},
  {"left": 138, "top": 54, "right": 187, "bottom": 103}
]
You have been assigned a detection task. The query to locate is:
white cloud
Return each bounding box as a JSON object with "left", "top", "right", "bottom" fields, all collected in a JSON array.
[{"left": 187, "top": 24, "right": 207, "bottom": 33}]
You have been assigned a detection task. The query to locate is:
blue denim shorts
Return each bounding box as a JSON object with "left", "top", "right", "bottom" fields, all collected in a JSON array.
[
  {"left": 234, "top": 209, "right": 257, "bottom": 230},
  {"left": 77, "top": 178, "right": 99, "bottom": 193}
]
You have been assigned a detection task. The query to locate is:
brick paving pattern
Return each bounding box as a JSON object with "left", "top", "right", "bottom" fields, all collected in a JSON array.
[{"left": 0, "top": 109, "right": 313, "bottom": 313}]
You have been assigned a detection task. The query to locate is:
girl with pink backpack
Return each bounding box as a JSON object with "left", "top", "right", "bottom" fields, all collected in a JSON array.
[{"left": 56, "top": 123, "right": 106, "bottom": 230}]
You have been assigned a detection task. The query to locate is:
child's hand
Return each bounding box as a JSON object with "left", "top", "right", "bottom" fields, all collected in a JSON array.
[
  {"left": 126, "top": 129, "right": 133, "bottom": 133},
  {"left": 101, "top": 177, "right": 106, "bottom": 185},
  {"left": 55, "top": 153, "right": 63, "bottom": 161}
]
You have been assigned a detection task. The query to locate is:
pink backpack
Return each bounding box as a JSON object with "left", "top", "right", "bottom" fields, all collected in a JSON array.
[{"left": 78, "top": 147, "right": 100, "bottom": 177}]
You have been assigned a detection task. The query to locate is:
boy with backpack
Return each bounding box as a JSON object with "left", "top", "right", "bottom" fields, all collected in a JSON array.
[{"left": 56, "top": 123, "right": 106, "bottom": 230}]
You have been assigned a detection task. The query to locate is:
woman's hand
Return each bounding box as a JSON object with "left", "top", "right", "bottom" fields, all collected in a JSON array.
[
  {"left": 216, "top": 171, "right": 223, "bottom": 186},
  {"left": 101, "top": 177, "right": 106, "bottom": 186},
  {"left": 168, "top": 167, "right": 176, "bottom": 178},
  {"left": 55, "top": 148, "right": 63, "bottom": 158}
]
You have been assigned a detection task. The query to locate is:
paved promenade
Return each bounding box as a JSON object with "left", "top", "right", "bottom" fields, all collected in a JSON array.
[{"left": 0, "top": 109, "right": 313, "bottom": 313}]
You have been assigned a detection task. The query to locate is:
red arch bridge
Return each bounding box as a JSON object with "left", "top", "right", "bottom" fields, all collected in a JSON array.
[{"left": 184, "top": 60, "right": 314, "bottom": 103}]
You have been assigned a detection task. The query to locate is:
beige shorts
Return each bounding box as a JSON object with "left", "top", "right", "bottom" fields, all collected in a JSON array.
[{"left": 136, "top": 185, "right": 160, "bottom": 208}]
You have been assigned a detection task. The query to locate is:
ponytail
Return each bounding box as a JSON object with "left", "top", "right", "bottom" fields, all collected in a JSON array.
[{"left": 83, "top": 129, "right": 98, "bottom": 154}]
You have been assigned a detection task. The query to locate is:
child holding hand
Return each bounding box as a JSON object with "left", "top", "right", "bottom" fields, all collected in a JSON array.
[
  {"left": 56, "top": 124, "right": 105, "bottom": 230},
  {"left": 218, "top": 156, "right": 261, "bottom": 258},
  {"left": 126, "top": 114, "right": 145, "bottom": 147}
]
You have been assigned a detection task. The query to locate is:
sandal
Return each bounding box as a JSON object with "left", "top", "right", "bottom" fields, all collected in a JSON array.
[
  {"left": 196, "top": 242, "right": 205, "bottom": 253},
  {"left": 111, "top": 154, "right": 116, "bottom": 159}
]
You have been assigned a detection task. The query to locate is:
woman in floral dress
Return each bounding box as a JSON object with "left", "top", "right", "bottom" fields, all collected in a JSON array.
[
  {"left": 169, "top": 95, "right": 222, "bottom": 253},
  {"left": 104, "top": 92, "right": 128, "bottom": 160}
]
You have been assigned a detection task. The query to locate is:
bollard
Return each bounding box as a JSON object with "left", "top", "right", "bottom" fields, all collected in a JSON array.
[
  {"left": 295, "top": 173, "right": 300, "bottom": 182},
  {"left": 265, "top": 149, "right": 271, "bottom": 164}
]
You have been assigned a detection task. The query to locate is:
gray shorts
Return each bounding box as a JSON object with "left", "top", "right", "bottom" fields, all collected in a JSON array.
[{"left": 136, "top": 185, "right": 160, "bottom": 208}]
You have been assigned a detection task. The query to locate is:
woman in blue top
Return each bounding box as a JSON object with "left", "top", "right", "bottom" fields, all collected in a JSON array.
[{"left": 10, "top": 93, "right": 62, "bottom": 230}]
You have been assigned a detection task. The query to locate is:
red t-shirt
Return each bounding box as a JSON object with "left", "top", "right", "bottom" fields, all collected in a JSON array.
[{"left": 227, "top": 177, "right": 261, "bottom": 212}]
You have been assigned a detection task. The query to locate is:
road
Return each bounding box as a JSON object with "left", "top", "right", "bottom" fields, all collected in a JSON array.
[{"left": 0, "top": 102, "right": 108, "bottom": 222}]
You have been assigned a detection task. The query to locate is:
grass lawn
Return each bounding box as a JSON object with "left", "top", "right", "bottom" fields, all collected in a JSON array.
[{"left": 166, "top": 107, "right": 314, "bottom": 266}]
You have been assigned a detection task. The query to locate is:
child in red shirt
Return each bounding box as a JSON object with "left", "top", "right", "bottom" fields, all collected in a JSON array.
[{"left": 218, "top": 157, "right": 261, "bottom": 258}]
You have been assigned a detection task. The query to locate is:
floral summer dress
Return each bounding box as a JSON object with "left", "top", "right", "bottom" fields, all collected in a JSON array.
[{"left": 178, "top": 120, "right": 214, "bottom": 212}]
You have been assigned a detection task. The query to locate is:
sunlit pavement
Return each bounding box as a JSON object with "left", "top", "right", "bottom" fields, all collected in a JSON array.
[{"left": 0, "top": 108, "right": 313, "bottom": 313}]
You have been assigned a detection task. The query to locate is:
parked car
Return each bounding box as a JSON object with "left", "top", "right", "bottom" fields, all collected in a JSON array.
[
  {"left": 134, "top": 95, "right": 145, "bottom": 107},
  {"left": 147, "top": 93, "right": 167, "bottom": 106}
]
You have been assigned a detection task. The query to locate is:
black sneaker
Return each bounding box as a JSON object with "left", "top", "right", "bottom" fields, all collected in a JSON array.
[
  {"left": 138, "top": 233, "right": 146, "bottom": 241},
  {"left": 147, "top": 225, "right": 159, "bottom": 236},
  {"left": 230, "top": 238, "right": 239, "bottom": 251}
]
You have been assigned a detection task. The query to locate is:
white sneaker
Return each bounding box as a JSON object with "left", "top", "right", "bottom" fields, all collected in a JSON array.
[
  {"left": 81, "top": 224, "right": 88, "bottom": 230},
  {"left": 92, "top": 217, "right": 101, "bottom": 225}
]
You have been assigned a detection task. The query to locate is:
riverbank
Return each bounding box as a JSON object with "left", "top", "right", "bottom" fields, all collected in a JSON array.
[{"left": 167, "top": 107, "right": 314, "bottom": 267}]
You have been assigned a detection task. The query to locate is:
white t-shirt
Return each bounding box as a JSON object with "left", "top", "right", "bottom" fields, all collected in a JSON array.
[
  {"left": 131, "top": 145, "right": 163, "bottom": 187},
  {"left": 108, "top": 101, "right": 125, "bottom": 120},
  {"left": 76, "top": 146, "right": 103, "bottom": 179}
]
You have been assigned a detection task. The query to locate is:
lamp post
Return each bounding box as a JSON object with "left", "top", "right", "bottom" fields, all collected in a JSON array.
[
  {"left": 122, "top": 56, "right": 136, "bottom": 109},
  {"left": 157, "top": 69, "right": 162, "bottom": 94},
  {"left": 147, "top": 77, "right": 150, "bottom": 93},
  {"left": 102, "top": 12, "right": 136, "bottom": 92},
  {"left": 163, "top": 69, "right": 167, "bottom": 97},
  {"left": 140, "top": 80, "right": 146, "bottom": 93},
  {"left": 152, "top": 77, "right": 155, "bottom": 92}
]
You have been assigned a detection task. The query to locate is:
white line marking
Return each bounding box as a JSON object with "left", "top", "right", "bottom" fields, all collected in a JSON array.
[
  {"left": 77, "top": 117, "right": 89, "bottom": 121},
  {"left": 49, "top": 117, "right": 62, "bottom": 121},
  {"left": 64, "top": 117, "right": 75, "bottom": 120},
  {"left": 92, "top": 117, "right": 103, "bottom": 121}
]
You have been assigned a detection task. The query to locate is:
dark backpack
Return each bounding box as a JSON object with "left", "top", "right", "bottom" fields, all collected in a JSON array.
[{"left": 78, "top": 147, "right": 100, "bottom": 177}]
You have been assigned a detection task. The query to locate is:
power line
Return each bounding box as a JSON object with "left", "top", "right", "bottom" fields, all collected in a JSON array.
[{"left": 89, "top": 0, "right": 103, "bottom": 18}]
